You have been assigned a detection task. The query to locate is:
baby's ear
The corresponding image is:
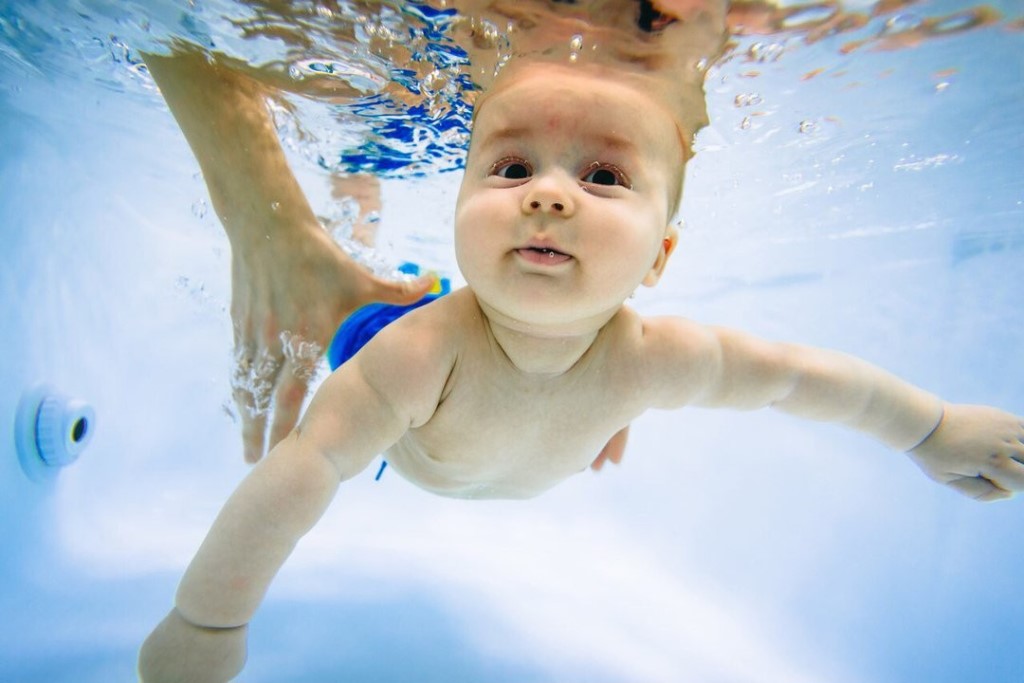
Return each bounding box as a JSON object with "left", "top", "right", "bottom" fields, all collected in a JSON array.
[{"left": 641, "top": 223, "right": 679, "bottom": 287}]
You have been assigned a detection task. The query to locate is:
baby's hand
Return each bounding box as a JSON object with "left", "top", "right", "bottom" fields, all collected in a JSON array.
[
  {"left": 907, "top": 403, "right": 1024, "bottom": 501},
  {"left": 137, "top": 609, "right": 247, "bottom": 683},
  {"left": 591, "top": 426, "right": 630, "bottom": 472}
]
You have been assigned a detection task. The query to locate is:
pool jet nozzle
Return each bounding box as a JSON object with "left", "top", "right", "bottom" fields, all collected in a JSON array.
[{"left": 14, "top": 384, "right": 95, "bottom": 482}]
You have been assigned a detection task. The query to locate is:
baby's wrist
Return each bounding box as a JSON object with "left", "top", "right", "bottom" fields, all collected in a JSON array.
[
  {"left": 906, "top": 400, "right": 946, "bottom": 452},
  {"left": 173, "top": 604, "right": 250, "bottom": 633}
]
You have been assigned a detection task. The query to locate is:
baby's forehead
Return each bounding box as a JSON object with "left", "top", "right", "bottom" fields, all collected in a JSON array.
[
  {"left": 479, "top": 65, "right": 660, "bottom": 117},
  {"left": 474, "top": 65, "right": 680, "bottom": 144}
]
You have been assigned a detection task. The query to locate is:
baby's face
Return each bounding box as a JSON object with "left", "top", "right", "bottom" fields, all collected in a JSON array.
[{"left": 454, "top": 64, "right": 683, "bottom": 334}]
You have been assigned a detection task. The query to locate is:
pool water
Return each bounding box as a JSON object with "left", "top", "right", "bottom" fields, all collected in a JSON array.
[{"left": 1, "top": 1, "right": 1022, "bottom": 681}]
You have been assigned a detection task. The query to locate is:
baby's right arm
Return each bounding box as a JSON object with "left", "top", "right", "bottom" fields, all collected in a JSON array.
[
  {"left": 138, "top": 316, "right": 452, "bottom": 681},
  {"left": 137, "top": 364, "right": 404, "bottom": 681}
]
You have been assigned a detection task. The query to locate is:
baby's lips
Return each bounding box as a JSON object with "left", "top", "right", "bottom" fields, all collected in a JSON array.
[
  {"left": 521, "top": 236, "right": 571, "bottom": 257},
  {"left": 516, "top": 246, "right": 573, "bottom": 266}
]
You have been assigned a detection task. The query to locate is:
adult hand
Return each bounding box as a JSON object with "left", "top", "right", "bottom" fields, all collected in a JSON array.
[
  {"left": 144, "top": 50, "right": 435, "bottom": 462},
  {"left": 231, "top": 223, "right": 434, "bottom": 463}
]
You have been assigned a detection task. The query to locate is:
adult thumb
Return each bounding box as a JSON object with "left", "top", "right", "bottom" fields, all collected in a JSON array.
[{"left": 367, "top": 273, "right": 437, "bottom": 306}]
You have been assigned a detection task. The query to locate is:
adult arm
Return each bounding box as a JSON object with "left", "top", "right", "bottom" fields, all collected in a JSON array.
[{"left": 142, "top": 49, "right": 433, "bottom": 462}]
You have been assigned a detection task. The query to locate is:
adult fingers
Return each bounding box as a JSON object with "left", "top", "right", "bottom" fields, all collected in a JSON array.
[
  {"left": 267, "top": 366, "right": 312, "bottom": 451},
  {"left": 267, "top": 330, "right": 324, "bottom": 451},
  {"left": 234, "top": 387, "right": 269, "bottom": 464},
  {"left": 231, "top": 346, "right": 282, "bottom": 464},
  {"left": 946, "top": 476, "right": 1013, "bottom": 502}
]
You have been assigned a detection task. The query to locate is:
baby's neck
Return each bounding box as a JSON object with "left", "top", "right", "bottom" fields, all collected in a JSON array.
[{"left": 475, "top": 298, "right": 611, "bottom": 376}]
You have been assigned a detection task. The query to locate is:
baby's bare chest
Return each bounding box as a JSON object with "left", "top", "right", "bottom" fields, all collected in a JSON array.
[{"left": 385, "top": 364, "right": 647, "bottom": 498}]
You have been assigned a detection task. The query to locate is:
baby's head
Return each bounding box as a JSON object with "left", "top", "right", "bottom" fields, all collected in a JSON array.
[{"left": 454, "top": 61, "right": 695, "bottom": 333}]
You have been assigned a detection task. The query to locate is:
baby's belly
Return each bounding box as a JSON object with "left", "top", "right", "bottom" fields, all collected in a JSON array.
[{"left": 383, "top": 430, "right": 602, "bottom": 500}]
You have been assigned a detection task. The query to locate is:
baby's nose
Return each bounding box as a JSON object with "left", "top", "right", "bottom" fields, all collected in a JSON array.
[
  {"left": 522, "top": 174, "right": 576, "bottom": 217},
  {"left": 528, "top": 199, "right": 565, "bottom": 212}
]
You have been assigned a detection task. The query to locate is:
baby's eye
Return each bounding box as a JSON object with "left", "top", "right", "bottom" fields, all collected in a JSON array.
[
  {"left": 490, "top": 157, "right": 533, "bottom": 180},
  {"left": 582, "top": 163, "right": 631, "bottom": 189}
]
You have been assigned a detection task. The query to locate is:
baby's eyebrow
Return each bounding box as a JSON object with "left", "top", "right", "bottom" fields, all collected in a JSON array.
[
  {"left": 478, "top": 125, "right": 530, "bottom": 148},
  {"left": 479, "top": 125, "right": 641, "bottom": 156}
]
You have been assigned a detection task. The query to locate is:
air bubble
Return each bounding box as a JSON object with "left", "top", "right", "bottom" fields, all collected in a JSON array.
[
  {"left": 734, "top": 93, "right": 762, "bottom": 108},
  {"left": 780, "top": 5, "right": 837, "bottom": 31},
  {"left": 569, "top": 33, "right": 583, "bottom": 62},
  {"left": 882, "top": 14, "right": 921, "bottom": 36},
  {"left": 747, "top": 42, "right": 786, "bottom": 63}
]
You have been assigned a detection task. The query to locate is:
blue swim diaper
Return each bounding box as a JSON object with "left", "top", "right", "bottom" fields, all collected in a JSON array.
[{"left": 327, "top": 262, "right": 451, "bottom": 371}]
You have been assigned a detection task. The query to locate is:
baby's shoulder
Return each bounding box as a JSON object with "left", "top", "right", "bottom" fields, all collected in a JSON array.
[
  {"left": 598, "top": 309, "right": 722, "bottom": 407},
  {"left": 601, "top": 307, "right": 713, "bottom": 357},
  {"left": 360, "top": 287, "right": 488, "bottom": 383},
  {"left": 349, "top": 291, "right": 481, "bottom": 428},
  {"left": 375, "top": 287, "right": 480, "bottom": 344}
]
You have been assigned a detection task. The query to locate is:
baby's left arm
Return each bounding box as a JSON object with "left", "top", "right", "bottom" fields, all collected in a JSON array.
[{"left": 642, "top": 317, "right": 1024, "bottom": 500}]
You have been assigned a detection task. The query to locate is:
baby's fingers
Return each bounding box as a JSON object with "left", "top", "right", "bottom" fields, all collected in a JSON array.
[
  {"left": 946, "top": 475, "right": 1013, "bottom": 502},
  {"left": 979, "top": 449, "right": 1024, "bottom": 492},
  {"left": 592, "top": 426, "right": 630, "bottom": 472}
]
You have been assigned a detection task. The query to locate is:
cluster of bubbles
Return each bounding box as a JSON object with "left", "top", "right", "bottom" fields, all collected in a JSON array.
[
  {"left": 281, "top": 331, "right": 324, "bottom": 384},
  {"left": 0, "top": 1, "right": 481, "bottom": 177},
  {"left": 230, "top": 346, "right": 279, "bottom": 418},
  {"left": 230, "top": 331, "right": 325, "bottom": 418},
  {"left": 261, "top": 2, "right": 480, "bottom": 178},
  {"left": 707, "top": 0, "right": 1016, "bottom": 138}
]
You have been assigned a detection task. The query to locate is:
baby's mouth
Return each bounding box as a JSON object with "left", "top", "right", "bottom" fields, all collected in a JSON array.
[
  {"left": 530, "top": 246, "right": 567, "bottom": 258},
  {"left": 516, "top": 245, "right": 572, "bottom": 265}
]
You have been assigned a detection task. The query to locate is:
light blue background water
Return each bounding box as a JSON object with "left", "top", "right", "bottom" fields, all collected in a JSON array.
[{"left": 1, "top": 4, "right": 1022, "bottom": 682}]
